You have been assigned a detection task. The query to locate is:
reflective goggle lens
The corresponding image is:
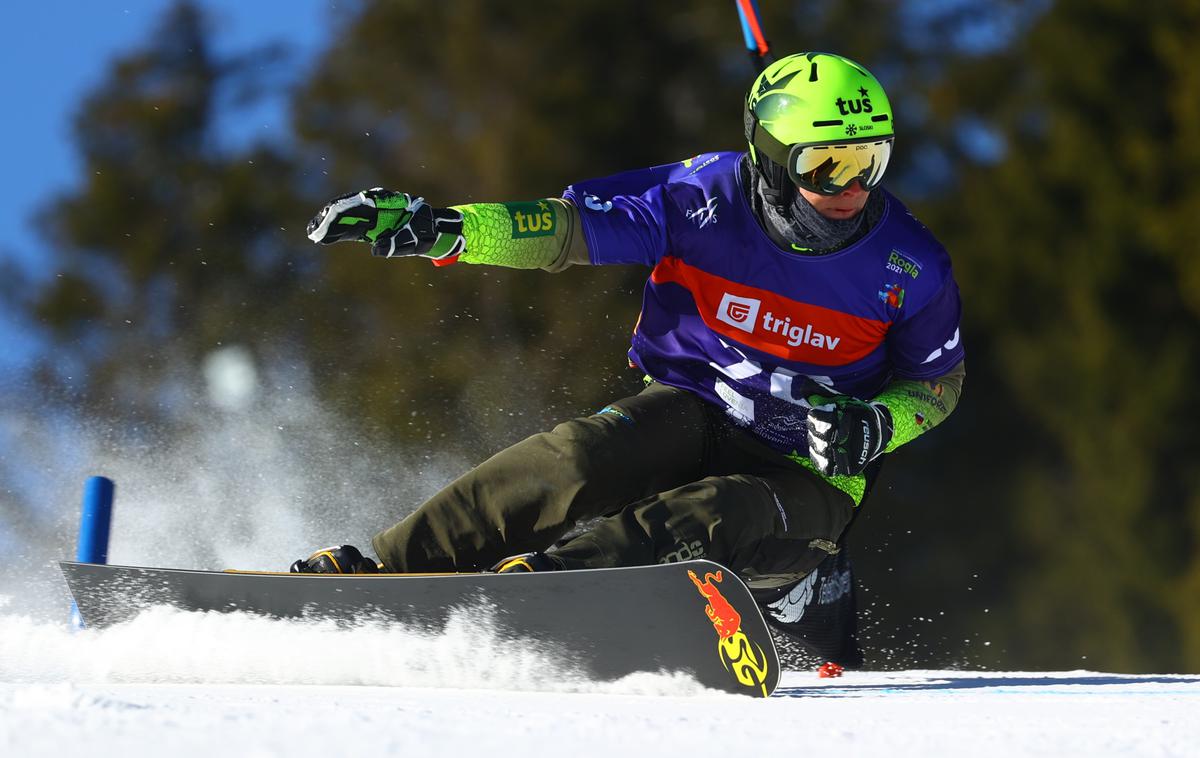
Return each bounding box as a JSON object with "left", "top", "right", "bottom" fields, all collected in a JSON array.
[{"left": 789, "top": 138, "right": 894, "bottom": 195}]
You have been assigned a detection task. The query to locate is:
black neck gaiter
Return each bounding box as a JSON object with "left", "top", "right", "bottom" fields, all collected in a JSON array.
[{"left": 745, "top": 156, "right": 884, "bottom": 255}]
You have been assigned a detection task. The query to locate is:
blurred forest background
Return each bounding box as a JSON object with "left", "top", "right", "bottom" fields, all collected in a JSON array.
[{"left": 2, "top": 0, "right": 1198, "bottom": 673}]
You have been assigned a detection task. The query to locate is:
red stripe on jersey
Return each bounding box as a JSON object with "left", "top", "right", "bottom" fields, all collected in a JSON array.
[{"left": 650, "top": 256, "right": 890, "bottom": 366}]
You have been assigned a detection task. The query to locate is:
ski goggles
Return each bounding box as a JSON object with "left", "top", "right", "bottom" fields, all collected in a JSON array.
[{"left": 787, "top": 137, "right": 894, "bottom": 195}]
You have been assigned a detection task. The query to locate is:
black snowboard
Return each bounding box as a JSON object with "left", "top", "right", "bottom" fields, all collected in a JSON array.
[{"left": 60, "top": 559, "right": 780, "bottom": 697}]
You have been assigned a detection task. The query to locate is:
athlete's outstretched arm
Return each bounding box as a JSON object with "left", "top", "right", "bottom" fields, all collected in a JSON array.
[
  {"left": 306, "top": 187, "right": 591, "bottom": 271},
  {"left": 451, "top": 200, "right": 589, "bottom": 271}
]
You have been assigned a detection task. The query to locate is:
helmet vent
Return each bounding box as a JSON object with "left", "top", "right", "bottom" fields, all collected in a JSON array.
[
  {"left": 813, "top": 120, "right": 844, "bottom": 127},
  {"left": 809, "top": 62, "right": 819, "bottom": 82},
  {"left": 871, "top": 114, "right": 890, "bottom": 122}
]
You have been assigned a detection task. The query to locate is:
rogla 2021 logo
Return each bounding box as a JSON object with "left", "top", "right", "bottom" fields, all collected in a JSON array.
[{"left": 716, "top": 293, "right": 842, "bottom": 350}]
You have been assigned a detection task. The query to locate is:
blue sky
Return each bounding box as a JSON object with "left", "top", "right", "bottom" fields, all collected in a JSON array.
[
  {"left": 0, "top": 0, "right": 332, "bottom": 283},
  {"left": 0, "top": 1, "right": 338, "bottom": 544},
  {"left": 0, "top": 1, "right": 333, "bottom": 371}
]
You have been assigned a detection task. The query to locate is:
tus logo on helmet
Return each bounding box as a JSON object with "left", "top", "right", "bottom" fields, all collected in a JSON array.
[{"left": 834, "top": 87, "right": 874, "bottom": 116}]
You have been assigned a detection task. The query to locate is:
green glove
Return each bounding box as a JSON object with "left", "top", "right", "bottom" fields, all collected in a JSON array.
[{"left": 306, "top": 188, "right": 465, "bottom": 260}]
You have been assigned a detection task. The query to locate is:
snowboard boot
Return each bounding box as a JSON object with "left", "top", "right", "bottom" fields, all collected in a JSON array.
[
  {"left": 290, "top": 544, "right": 381, "bottom": 574},
  {"left": 490, "top": 551, "right": 566, "bottom": 573}
]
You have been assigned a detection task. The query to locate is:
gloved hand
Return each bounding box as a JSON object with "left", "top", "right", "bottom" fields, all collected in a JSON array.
[
  {"left": 290, "top": 544, "right": 381, "bottom": 574},
  {"left": 805, "top": 396, "right": 893, "bottom": 477},
  {"left": 306, "top": 188, "right": 465, "bottom": 260}
]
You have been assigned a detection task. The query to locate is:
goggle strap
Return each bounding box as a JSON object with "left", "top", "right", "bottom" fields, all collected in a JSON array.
[{"left": 744, "top": 102, "right": 793, "bottom": 168}]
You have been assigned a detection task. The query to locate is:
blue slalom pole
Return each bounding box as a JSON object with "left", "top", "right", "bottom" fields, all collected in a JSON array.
[{"left": 71, "top": 476, "right": 114, "bottom": 629}]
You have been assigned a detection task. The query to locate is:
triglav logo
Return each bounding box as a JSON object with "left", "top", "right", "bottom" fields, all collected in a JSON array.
[
  {"left": 716, "top": 293, "right": 761, "bottom": 333},
  {"left": 714, "top": 293, "right": 843, "bottom": 351},
  {"left": 763, "top": 311, "right": 841, "bottom": 350}
]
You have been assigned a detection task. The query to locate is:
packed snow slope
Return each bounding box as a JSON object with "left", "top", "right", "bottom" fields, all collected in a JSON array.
[{"left": 1, "top": 604, "right": 1197, "bottom": 758}]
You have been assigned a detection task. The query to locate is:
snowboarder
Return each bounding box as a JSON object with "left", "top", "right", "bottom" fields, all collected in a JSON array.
[{"left": 294, "top": 53, "right": 965, "bottom": 669}]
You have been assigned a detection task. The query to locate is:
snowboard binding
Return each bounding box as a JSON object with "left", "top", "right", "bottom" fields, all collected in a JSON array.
[
  {"left": 290, "top": 544, "right": 381, "bottom": 574},
  {"left": 490, "top": 551, "right": 565, "bottom": 573}
]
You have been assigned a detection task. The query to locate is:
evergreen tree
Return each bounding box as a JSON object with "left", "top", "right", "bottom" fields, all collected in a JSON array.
[{"left": 923, "top": 0, "right": 1200, "bottom": 670}]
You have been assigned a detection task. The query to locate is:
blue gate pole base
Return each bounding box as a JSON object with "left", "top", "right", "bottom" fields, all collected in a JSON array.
[{"left": 71, "top": 476, "right": 115, "bottom": 629}]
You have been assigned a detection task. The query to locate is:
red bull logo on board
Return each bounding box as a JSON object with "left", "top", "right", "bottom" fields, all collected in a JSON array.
[{"left": 688, "top": 569, "right": 771, "bottom": 697}]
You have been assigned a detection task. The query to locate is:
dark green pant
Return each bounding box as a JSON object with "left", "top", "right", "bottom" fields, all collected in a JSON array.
[{"left": 372, "top": 383, "right": 854, "bottom": 588}]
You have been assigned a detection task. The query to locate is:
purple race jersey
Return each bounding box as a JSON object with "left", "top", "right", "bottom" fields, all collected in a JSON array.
[{"left": 563, "top": 152, "right": 964, "bottom": 456}]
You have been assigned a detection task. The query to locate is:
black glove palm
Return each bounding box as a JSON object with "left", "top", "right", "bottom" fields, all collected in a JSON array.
[{"left": 805, "top": 396, "right": 893, "bottom": 477}]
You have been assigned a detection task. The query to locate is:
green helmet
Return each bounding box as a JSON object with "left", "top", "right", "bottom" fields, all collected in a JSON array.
[{"left": 745, "top": 53, "right": 895, "bottom": 204}]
